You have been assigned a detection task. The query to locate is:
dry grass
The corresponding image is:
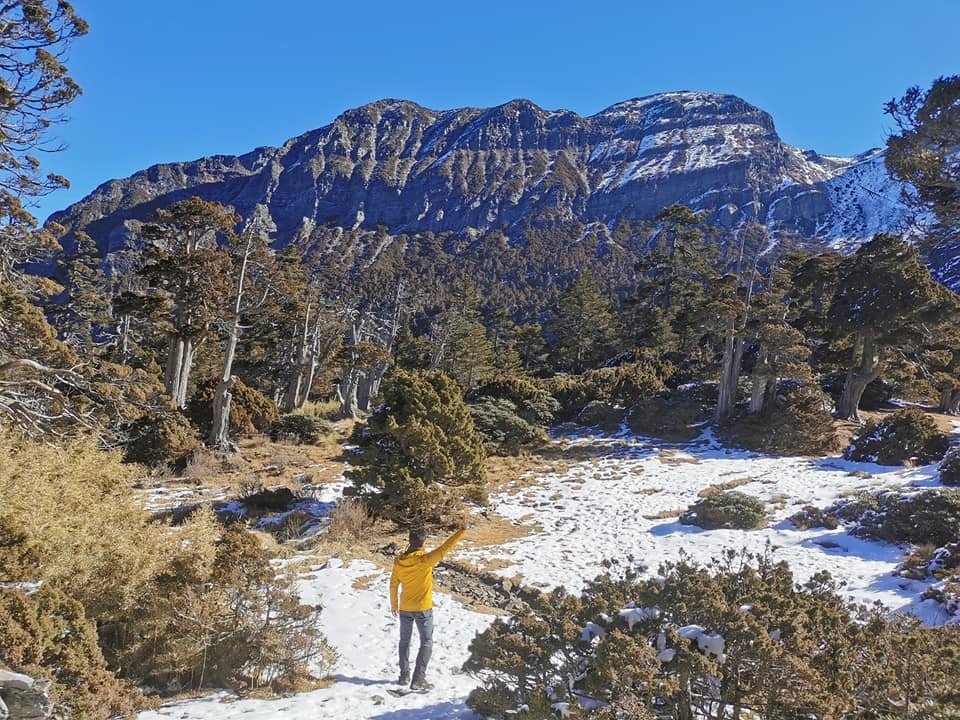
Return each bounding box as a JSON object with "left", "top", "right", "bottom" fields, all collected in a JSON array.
[
  {"left": 351, "top": 573, "right": 381, "bottom": 591},
  {"left": 643, "top": 507, "right": 685, "bottom": 520},
  {"left": 657, "top": 451, "right": 701, "bottom": 466},
  {"left": 325, "top": 498, "right": 375, "bottom": 544},
  {"left": 698, "top": 476, "right": 754, "bottom": 498}
]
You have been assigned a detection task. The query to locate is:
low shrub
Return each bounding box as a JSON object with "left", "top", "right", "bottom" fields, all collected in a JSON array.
[
  {"left": 1, "top": 434, "right": 337, "bottom": 703},
  {"left": 188, "top": 378, "right": 279, "bottom": 437},
  {"left": 325, "top": 498, "right": 375, "bottom": 544},
  {"left": 789, "top": 505, "right": 840, "bottom": 530},
  {"left": 123, "top": 410, "right": 199, "bottom": 467},
  {"left": 463, "top": 555, "right": 960, "bottom": 719},
  {"left": 627, "top": 394, "right": 706, "bottom": 441},
  {"left": 540, "top": 374, "right": 605, "bottom": 421},
  {"left": 270, "top": 414, "right": 333, "bottom": 444},
  {"left": 722, "top": 388, "right": 840, "bottom": 456},
  {"left": 539, "top": 359, "right": 674, "bottom": 422},
  {"left": 469, "top": 397, "right": 547, "bottom": 455},
  {"left": 940, "top": 447, "right": 960, "bottom": 486},
  {"left": 575, "top": 400, "right": 625, "bottom": 432},
  {"left": 844, "top": 408, "right": 948, "bottom": 465},
  {"left": 831, "top": 489, "right": 960, "bottom": 547},
  {"left": 680, "top": 491, "right": 767, "bottom": 530},
  {"left": 470, "top": 375, "right": 560, "bottom": 427},
  {"left": 0, "top": 586, "right": 141, "bottom": 719}
]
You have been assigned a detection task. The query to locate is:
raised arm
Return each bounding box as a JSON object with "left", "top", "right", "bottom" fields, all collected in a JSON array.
[{"left": 423, "top": 523, "right": 467, "bottom": 566}]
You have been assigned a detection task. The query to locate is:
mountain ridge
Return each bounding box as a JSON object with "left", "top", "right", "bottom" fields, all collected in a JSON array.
[{"left": 48, "top": 90, "right": 914, "bottom": 263}]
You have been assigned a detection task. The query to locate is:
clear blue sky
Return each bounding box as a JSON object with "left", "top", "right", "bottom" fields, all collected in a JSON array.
[{"left": 34, "top": 0, "right": 960, "bottom": 222}]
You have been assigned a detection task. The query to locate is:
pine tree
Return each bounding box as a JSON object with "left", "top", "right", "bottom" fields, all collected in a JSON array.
[
  {"left": 138, "top": 198, "right": 237, "bottom": 408},
  {"left": 828, "top": 234, "right": 956, "bottom": 420},
  {"left": 885, "top": 76, "right": 960, "bottom": 239},
  {"left": 346, "top": 369, "right": 486, "bottom": 526},
  {"left": 549, "top": 272, "right": 620, "bottom": 373},
  {"left": 51, "top": 231, "right": 112, "bottom": 359}
]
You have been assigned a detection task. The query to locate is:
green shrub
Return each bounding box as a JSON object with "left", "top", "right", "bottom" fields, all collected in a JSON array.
[
  {"left": 723, "top": 388, "right": 840, "bottom": 456},
  {"left": 845, "top": 408, "right": 949, "bottom": 465},
  {"left": 627, "top": 394, "right": 706, "bottom": 441},
  {"left": 940, "top": 447, "right": 960, "bottom": 486},
  {"left": 833, "top": 489, "right": 960, "bottom": 547},
  {"left": 680, "top": 491, "right": 767, "bottom": 530},
  {"left": 464, "top": 555, "right": 960, "bottom": 719},
  {"left": 539, "top": 359, "right": 673, "bottom": 422},
  {"left": 604, "top": 357, "right": 674, "bottom": 404},
  {"left": 469, "top": 397, "right": 547, "bottom": 455},
  {"left": 540, "top": 373, "right": 605, "bottom": 421},
  {"left": 347, "top": 370, "right": 487, "bottom": 527},
  {"left": 470, "top": 375, "right": 560, "bottom": 426},
  {"left": 789, "top": 505, "right": 840, "bottom": 530},
  {"left": 123, "top": 410, "right": 199, "bottom": 467},
  {"left": 188, "top": 378, "right": 280, "bottom": 437},
  {"left": 576, "top": 400, "right": 625, "bottom": 432},
  {"left": 269, "top": 414, "right": 333, "bottom": 444},
  {"left": 0, "top": 586, "right": 142, "bottom": 719}
]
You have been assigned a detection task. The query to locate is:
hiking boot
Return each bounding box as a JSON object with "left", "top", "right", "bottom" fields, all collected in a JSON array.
[
  {"left": 398, "top": 670, "right": 411, "bottom": 685},
  {"left": 410, "top": 678, "right": 433, "bottom": 692}
]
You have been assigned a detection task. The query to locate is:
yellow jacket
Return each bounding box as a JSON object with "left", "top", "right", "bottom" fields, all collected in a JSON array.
[{"left": 390, "top": 528, "right": 466, "bottom": 613}]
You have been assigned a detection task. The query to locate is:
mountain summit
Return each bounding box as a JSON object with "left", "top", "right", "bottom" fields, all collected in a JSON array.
[{"left": 50, "top": 91, "right": 911, "bottom": 256}]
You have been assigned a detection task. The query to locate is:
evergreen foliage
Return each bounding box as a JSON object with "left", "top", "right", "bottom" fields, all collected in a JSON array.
[
  {"left": 845, "top": 408, "right": 949, "bottom": 465},
  {"left": 468, "top": 397, "right": 546, "bottom": 455},
  {"left": 627, "top": 393, "right": 707, "bottom": 441},
  {"left": 940, "top": 447, "right": 960, "bottom": 486},
  {"left": 464, "top": 554, "right": 960, "bottom": 719},
  {"left": 885, "top": 76, "right": 960, "bottom": 240},
  {"left": 0, "top": 434, "right": 335, "bottom": 704},
  {"left": 188, "top": 377, "right": 279, "bottom": 437},
  {"left": 833, "top": 488, "right": 960, "bottom": 547},
  {"left": 723, "top": 386, "right": 840, "bottom": 456},
  {"left": 680, "top": 491, "right": 767, "bottom": 530},
  {"left": 549, "top": 272, "right": 621, "bottom": 373},
  {"left": 123, "top": 410, "right": 200, "bottom": 468},
  {"left": 269, "top": 414, "right": 333, "bottom": 444},
  {"left": 346, "top": 370, "right": 486, "bottom": 526}
]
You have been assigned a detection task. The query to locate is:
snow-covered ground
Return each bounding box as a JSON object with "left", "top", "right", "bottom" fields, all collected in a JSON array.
[
  {"left": 139, "top": 430, "right": 952, "bottom": 720},
  {"left": 460, "top": 430, "right": 948, "bottom": 623}
]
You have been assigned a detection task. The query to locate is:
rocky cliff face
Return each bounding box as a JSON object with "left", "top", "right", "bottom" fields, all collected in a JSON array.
[{"left": 48, "top": 91, "right": 913, "bottom": 260}]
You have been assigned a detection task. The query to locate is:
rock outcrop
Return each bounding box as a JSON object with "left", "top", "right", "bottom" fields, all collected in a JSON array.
[
  {"left": 48, "top": 91, "right": 912, "bottom": 264},
  {"left": 0, "top": 670, "right": 52, "bottom": 720}
]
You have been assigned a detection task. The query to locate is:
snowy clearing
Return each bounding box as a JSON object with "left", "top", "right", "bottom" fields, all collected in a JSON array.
[{"left": 140, "top": 430, "right": 952, "bottom": 720}]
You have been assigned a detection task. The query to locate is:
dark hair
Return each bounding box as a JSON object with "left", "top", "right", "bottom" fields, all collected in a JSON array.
[{"left": 408, "top": 527, "right": 428, "bottom": 550}]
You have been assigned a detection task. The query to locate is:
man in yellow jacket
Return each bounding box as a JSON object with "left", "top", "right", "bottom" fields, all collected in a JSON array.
[{"left": 389, "top": 519, "right": 467, "bottom": 690}]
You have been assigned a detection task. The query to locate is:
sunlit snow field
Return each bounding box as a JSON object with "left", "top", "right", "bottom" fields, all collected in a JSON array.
[{"left": 140, "top": 429, "right": 952, "bottom": 720}]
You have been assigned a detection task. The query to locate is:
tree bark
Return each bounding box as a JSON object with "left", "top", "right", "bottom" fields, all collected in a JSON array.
[
  {"left": 164, "top": 335, "right": 195, "bottom": 409},
  {"left": 837, "top": 331, "right": 880, "bottom": 421},
  {"left": 714, "top": 321, "right": 739, "bottom": 422},
  {"left": 282, "top": 304, "right": 311, "bottom": 413},
  {"left": 210, "top": 235, "right": 254, "bottom": 450}
]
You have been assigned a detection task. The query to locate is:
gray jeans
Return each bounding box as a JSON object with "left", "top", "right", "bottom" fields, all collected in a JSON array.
[{"left": 398, "top": 609, "right": 433, "bottom": 680}]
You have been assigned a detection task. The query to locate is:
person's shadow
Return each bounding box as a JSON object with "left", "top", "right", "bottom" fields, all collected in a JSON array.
[{"left": 332, "top": 674, "right": 395, "bottom": 687}]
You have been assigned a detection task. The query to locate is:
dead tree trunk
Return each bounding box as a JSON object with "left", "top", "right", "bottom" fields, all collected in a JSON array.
[
  {"left": 715, "top": 321, "right": 740, "bottom": 422},
  {"left": 939, "top": 387, "right": 960, "bottom": 415},
  {"left": 338, "top": 320, "right": 364, "bottom": 419},
  {"left": 164, "top": 335, "right": 195, "bottom": 409},
  {"left": 210, "top": 233, "right": 255, "bottom": 451},
  {"left": 282, "top": 302, "right": 312, "bottom": 413},
  {"left": 837, "top": 331, "right": 880, "bottom": 421}
]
